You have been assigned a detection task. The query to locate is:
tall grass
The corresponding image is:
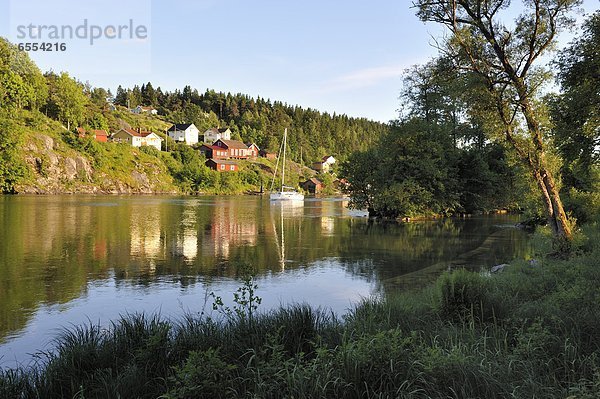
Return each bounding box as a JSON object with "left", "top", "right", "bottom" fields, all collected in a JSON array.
[{"left": 2, "top": 224, "right": 599, "bottom": 398}]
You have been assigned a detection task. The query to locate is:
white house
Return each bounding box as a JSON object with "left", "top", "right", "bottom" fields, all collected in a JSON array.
[
  {"left": 313, "top": 155, "right": 336, "bottom": 172},
  {"left": 167, "top": 123, "right": 199, "bottom": 145},
  {"left": 111, "top": 128, "right": 163, "bottom": 151},
  {"left": 203, "top": 127, "right": 232, "bottom": 144},
  {"left": 131, "top": 105, "right": 158, "bottom": 115}
]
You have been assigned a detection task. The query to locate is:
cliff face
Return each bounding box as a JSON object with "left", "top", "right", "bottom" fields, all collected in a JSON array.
[{"left": 16, "top": 134, "right": 178, "bottom": 194}]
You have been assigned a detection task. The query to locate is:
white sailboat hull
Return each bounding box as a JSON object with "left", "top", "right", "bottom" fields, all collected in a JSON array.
[{"left": 270, "top": 191, "right": 304, "bottom": 201}]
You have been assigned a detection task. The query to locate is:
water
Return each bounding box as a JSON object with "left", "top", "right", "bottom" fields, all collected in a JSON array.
[{"left": 0, "top": 195, "right": 532, "bottom": 367}]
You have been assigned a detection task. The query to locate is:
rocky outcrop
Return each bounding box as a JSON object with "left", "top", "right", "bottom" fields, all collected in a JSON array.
[{"left": 16, "top": 134, "right": 177, "bottom": 194}]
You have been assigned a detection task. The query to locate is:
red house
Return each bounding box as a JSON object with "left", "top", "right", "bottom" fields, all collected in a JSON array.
[
  {"left": 76, "top": 127, "right": 109, "bottom": 143},
  {"left": 199, "top": 144, "right": 228, "bottom": 159},
  {"left": 213, "top": 139, "right": 251, "bottom": 159},
  {"left": 205, "top": 159, "right": 239, "bottom": 172}
]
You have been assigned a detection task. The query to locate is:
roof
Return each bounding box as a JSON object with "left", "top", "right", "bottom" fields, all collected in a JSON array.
[
  {"left": 207, "top": 159, "right": 238, "bottom": 165},
  {"left": 216, "top": 139, "right": 248, "bottom": 149},
  {"left": 120, "top": 128, "right": 157, "bottom": 138},
  {"left": 77, "top": 128, "right": 108, "bottom": 137},
  {"left": 322, "top": 155, "right": 335, "bottom": 162},
  {"left": 200, "top": 145, "right": 226, "bottom": 151},
  {"left": 304, "top": 178, "right": 323, "bottom": 186},
  {"left": 205, "top": 127, "right": 231, "bottom": 134},
  {"left": 91, "top": 129, "right": 108, "bottom": 137},
  {"left": 245, "top": 142, "right": 261, "bottom": 149},
  {"left": 168, "top": 123, "right": 194, "bottom": 132},
  {"left": 140, "top": 106, "right": 156, "bottom": 110}
]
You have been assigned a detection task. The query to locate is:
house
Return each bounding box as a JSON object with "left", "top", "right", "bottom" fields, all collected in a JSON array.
[
  {"left": 312, "top": 155, "right": 336, "bottom": 172},
  {"left": 246, "top": 143, "right": 260, "bottom": 158},
  {"left": 199, "top": 144, "right": 228, "bottom": 159},
  {"left": 111, "top": 128, "right": 162, "bottom": 151},
  {"left": 167, "top": 123, "right": 199, "bottom": 145},
  {"left": 131, "top": 105, "right": 158, "bottom": 115},
  {"left": 259, "top": 149, "right": 277, "bottom": 160},
  {"left": 300, "top": 178, "right": 323, "bottom": 194},
  {"left": 205, "top": 158, "right": 238, "bottom": 172},
  {"left": 213, "top": 139, "right": 252, "bottom": 159},
  {"left": 76, "top": 127, "right": 109, "bottom": 143},
  {"left": 203, "top": 127, "right": 232, "bottom": 144},
  {"left": 108, "top": 103, "right": 117, "bottom": 111}
]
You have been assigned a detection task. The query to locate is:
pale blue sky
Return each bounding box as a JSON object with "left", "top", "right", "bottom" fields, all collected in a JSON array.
[{"left": 1, "top": 0, "right": 598, "bottom": 122}]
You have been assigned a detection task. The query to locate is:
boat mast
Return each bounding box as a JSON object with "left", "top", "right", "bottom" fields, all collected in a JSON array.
[{"left": 281, "top": 128, "right": 287, "bottom": 192}]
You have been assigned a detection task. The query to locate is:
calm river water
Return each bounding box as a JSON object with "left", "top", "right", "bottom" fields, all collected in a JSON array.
[{"left": 0, "top": 196, "right": 533, "bottom": 366}]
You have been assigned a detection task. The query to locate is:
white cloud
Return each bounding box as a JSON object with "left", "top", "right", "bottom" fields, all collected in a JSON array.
[{"left": 320, "top": 64, "right": 409, "bottom": 93}]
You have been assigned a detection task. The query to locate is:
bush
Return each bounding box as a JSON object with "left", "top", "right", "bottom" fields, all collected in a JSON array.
[
  {"left": 436, "top": 268, "right": 494, "bottom": 321},
  {"left": 565, "top": 188, "right": 600, "bottom": 224},
  {"left": 168, "top": 348, "right": 237, "bottom": 399}
]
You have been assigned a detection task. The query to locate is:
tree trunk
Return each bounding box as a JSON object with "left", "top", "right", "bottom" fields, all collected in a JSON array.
[
  {"left": 541, "top": 167, "right": 572, "bottom": 242},
  {"left": 516, "top": 85, "right": 573, "bottom": 246},
  {"left": 533, "top": 165, "right": 573, "bottom": 246}
]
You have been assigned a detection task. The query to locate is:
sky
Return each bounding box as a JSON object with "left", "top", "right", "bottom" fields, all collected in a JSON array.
[{"left": 0, "top": 0, "right": 598, "bottom": 122}]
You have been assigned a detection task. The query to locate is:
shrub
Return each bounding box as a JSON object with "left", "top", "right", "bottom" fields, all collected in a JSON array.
[
  {"left": 168, "top": 348, "right": 237, "bottom": 399},
  {"left": 436, "top": 268, "right": 493, "bottom": 321}
]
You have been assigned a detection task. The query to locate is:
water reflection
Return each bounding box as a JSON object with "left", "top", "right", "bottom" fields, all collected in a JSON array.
[{"left": 0, "top": 196, "right": 533, "bottom": 366}]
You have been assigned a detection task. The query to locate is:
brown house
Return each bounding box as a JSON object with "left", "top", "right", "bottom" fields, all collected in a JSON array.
[
  {"left": 213, "top": 139, "right": 252, "bottom": 159},
  {"left": 206, "top": 159, "right": 239, "bottom": 172},
  {"left": 300, "top": 178, "right": 323, "bottom": 194},
  {"left": 199, "top": 144, "right": 228, "bottom": 159}
]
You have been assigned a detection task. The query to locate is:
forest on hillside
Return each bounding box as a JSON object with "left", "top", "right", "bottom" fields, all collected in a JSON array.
[
  {"left": 0, "top": 35, "right": 387, "bottom": 194},
  {"left": 112, "top": 83, "right": 389, "bottom": 165}
]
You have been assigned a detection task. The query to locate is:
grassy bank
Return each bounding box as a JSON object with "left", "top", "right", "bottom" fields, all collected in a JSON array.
[{"left": 1, "top": 225, "right": 599, "bottom": 398}]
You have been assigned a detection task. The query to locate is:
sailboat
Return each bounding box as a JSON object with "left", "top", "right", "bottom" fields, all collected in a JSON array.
[{"left": 270, "top": 128, "right": 304, "bottom": 201}]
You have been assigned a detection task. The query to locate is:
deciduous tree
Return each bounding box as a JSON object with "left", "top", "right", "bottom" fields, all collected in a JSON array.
[{"left": 414, "top": 0, "right": 580, "bottom": 246}]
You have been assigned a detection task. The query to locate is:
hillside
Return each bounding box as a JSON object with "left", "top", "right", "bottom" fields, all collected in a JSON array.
[
  {"left": 0, "top": 37, "right": 385, "bottom": 195},
  {"left": 6, "top": 109, "right": 318, "bottom": 195}
]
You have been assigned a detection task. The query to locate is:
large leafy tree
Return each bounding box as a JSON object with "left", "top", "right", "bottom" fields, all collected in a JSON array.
[
  {"left": 46, "top": 72, "right": 87, "bottom": 130},
  {"left": 550, "top": 11, "right": 600, "bottom": 192},
  {"left": 413, "top": 0, "right": 581, "bottom": 246},
  {"left": 0, "top": 38, "right": 47, "bottom": 110},
  {"left": 343, "top": 119, "right": 460, "bottom": 218}
]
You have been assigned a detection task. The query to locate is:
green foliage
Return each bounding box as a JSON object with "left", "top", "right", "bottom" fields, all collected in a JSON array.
[
  {"left": 87, "top": 113, "right": 109, "bottom": 131},
  {"left": 436, "top": 268, "right": 494, "bottom": 322},
  {"left": 211, "top": 262, "right": 262, "bottom": 323},
  {"left": 113, "top": 86, "right": 388, "bottom": 164},
  {"left": 0, "top": 38, "right": 48, "bottom": 110},
  {"left": 343, "top": 118, "right": 520, "bottom": 218},
  {"left": 551, "top": 11, "right": 600, "bottom": 194},
  {"left": 0, "top": 114, "right": 29, "bottom": 193},
  {"left": 564, "top": 188, "right": 600, "bottom": 224},
  {"left": 168, "top": 349, "right": 237, "bottom": 399},
  {"left": 45, "top": 72, "right": 88, "bottom": 130}
]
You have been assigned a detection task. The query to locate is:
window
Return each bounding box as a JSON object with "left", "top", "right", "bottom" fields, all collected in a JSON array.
[
  {"left": 220, "top": 164, "right": 225, "bottom": 170},
  {"left": 230, "top": 165, "right": 235, "bottom": 171}
]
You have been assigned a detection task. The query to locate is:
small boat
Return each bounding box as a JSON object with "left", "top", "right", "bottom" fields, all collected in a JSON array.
[
  {"left": 270, "top": 190, "right": 304, "bottom": 201},
  {"left": 270, "top": 128, "right": 304, "bottom": 202}
]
